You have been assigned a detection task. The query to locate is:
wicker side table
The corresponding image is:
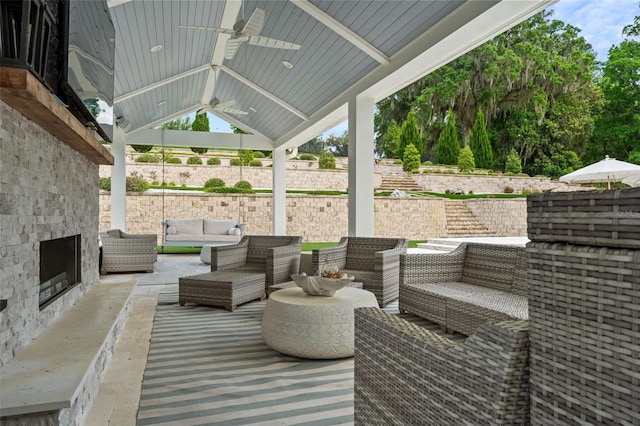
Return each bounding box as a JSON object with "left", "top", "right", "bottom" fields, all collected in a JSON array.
[{"left": 179, "top": 271, "right": 266, "bottom": 311}]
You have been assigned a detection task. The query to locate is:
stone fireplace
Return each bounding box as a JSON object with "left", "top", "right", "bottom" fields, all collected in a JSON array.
[{"left": 0, "top": 97, "right": 104, "bottom": 367}]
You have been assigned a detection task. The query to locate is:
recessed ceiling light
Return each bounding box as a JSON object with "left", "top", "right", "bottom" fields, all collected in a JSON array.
[
  {"left": 157, "top": 100, "right": 166, "bottom": 106},
  {"left": 282, "top": 60, "right": 293, "bottom": 69},
  {"left": 249, "top": 107, "right": 257, "bottom": 112},
  {"left": 150, "top": 44, "right": 163, "bottom": 52}
]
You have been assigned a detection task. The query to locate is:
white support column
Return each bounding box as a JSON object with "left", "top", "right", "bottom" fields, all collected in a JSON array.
[
  {"left": 272, "top": 147, "right": 287, "bottom": 235},
  {"left": 347, "top": 95, "right": 375, "bottom": 237},
  {"left": 110, "top": 133, "right": 127, "bottom": 231}
]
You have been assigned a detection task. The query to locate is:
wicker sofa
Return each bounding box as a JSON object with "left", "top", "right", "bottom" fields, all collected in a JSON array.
[
  {"left": 311, "top": 237, "right": 408, "bottom": 306},
  {"left": 354, "top": 307, "right": 530, "bottom": 425},
  {"left": 399, "top": 242, "right": 528, "bottom": 335},
  {"left": 162, "top": 219, "right": 244, "bottom": 247},
  {"left": 208, "top": 235, "right": 303, "bottom": 292},
  {"left": 99, "top": 229, "right": 157, "bottom": 274}
]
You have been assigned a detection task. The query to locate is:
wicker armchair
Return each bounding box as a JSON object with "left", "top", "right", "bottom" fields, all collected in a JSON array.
[
  {"left": 99, "top": 229, "right": 157, "bottom": 274},
  {"left": 209, "top": 235, "right": 302, "bottom": 291},
  {"left": 312, "top": 237, "right": 408, "bottom": 306},
  {"left": 354, "top": 307, "right": 530, "bottom": 425}
]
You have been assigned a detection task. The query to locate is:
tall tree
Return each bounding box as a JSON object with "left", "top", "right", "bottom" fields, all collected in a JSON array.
[
  {"left": 378, "top": 120, "right": 402, "bottom": 158},
  {"left": 399, "top": 111, "right": 422, "bottom": 160},
  {"left": 161, "top": 116, "right": 192, "bottom": 130},
  {"left": 589, "top": 10, "right": 640, "bottom": 162},
  {"left": 435, "top": 110, "right": 461, "bottom": 165},
  {"left": 375, "top": 10, "right": 600, "bottom": 174},
  {"left": 468, "top": 109, "right": 493, "bottom": 169}
]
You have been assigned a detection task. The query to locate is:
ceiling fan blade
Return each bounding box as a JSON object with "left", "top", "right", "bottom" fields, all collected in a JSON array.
[
  {"left": 178, "top": 25, "right": 234, "bottom": 35},
  {"left": 248, "top": 36, "right": 301, "bottom": 51},
  {"left": 221, "top": 108, "right": 248, "bottom": 116},
  {"left": 216, "top": 100, "right": 236, "bottom": 108},
  {"left": 242, "top": 8, "right": 265, "bottom": 36},
  {"left": 225, "top": 38, "right": 243, "bottom": 60}
]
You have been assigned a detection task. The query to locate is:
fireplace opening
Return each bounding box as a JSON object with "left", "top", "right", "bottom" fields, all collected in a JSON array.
[{"left": 39, "top": 235, "right": 81, "bottom": 308}]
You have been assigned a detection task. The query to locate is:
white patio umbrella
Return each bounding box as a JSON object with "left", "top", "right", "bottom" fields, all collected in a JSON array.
[
  {"left": 622, "top": 174, "right": 640, "bottom": 187},
  {"left": 559, "top": 155, "right": 640, "bottom": 189}
]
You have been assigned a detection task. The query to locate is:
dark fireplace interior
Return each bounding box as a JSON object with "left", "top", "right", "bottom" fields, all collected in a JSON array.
[{"left": 39, "top": 235, "right": 81, "bottom": 308}]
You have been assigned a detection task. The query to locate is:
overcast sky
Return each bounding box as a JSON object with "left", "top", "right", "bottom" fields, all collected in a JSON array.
[{"left": 207, "top": 1, "right": 639, "bottom": 136}]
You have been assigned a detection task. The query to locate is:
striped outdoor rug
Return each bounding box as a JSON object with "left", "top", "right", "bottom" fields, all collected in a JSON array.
[{"left": 138, "top": 293, "right": 462, "bottom": 425}]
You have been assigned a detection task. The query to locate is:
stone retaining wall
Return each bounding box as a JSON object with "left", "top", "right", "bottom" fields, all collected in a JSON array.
[
  {"left": 99, "top": 192, "right": 527, "bottom": 242},
  {"left": 100, "top": 161, "right": 580, "bottom": 194}
]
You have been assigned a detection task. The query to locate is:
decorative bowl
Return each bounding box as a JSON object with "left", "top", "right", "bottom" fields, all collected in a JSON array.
[{"left": 290, "top": 273, "right": 354, "bottom": 297}]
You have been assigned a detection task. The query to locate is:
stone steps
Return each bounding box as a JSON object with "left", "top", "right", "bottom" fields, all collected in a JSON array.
[
  {"left": 443, "top": 201, "right": 495, "bottom": 237},
  {"left": 377, "top": 175, "right": 422, "bottom": 192}
]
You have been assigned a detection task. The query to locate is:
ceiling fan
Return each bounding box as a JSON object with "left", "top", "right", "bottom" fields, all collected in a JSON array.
[
  {"left": 197, "top": 97, "right": 248, "bottom": 116},
  {"left": 179, "top": 8, "right": 301, "bottom": 60}
]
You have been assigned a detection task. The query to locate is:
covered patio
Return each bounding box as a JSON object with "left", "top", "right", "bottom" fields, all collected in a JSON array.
[
  {"left": 3, "top": 0, "right": 638, "bottom": 425},
  {"left": 105, "top": 0, "right": 555, "bottom": 235}
]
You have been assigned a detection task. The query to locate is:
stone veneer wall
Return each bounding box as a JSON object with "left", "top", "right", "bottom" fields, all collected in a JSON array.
[
  {"left": 0, "top": 100, "right": 100, "bottom": 367},
  {"left": 99, "top": 192, "right": 526, "bottom": 241}
]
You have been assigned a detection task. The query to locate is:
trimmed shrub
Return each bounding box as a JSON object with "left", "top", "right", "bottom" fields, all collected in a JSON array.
[
  {"left": 136, "top": 153, "right": 160, "bottom": 163},
  {"left": 131, "top": 144, "right": 153, "bottom": 153},
  {"left": 504, "top": 186, "right": 515, "bottom": 193},
  {"left": 505, "top": 149, "right": 523, "bottom": 174},
  {"left": 206, "top": 186, "right": 254, "bottom": 194},
  {"left": 238, "top": 150, "right": 254, "bottom": 166},
  {"left": 253, "top": 151, "right": 266, "bottom": 158},
  {"left": 191, "top": 147, "right": 208, "bottom": 154},
  {"left": 234, "top": 180, "right": 252, "bottom": 190},
  {"left": 99, "top": 177, "right": 111, "bottom": 190},
  {"left": 126, "top": 176, "right": 149, "bottom": 192},
  {"left": 299, "top": 153, "right": 316, "bottom": 161},
  {"left": 186, "top": 156, "right": 202, "bottom": 165},
  {"left": 393, "top": 159, "right": 403, "bottom": 165},
  {"left": 319, "top": 150, "right": 336, "bottom": 169},
  {"left": 468, "top": 109, "right": 493, "bottom": 169},
  {"left": 229, "top": 158, "right": 242, "bottom": 166},
  {"left": 207, "top": 157, "right": 221, "bottom": 165},
  {"left": 204, "top": 178, "right": 225, "bottom": 189},
  {"left": 402, "top": 143, "right": 421, "bottom": 173},
  {"left": 457, "top": 145, "right": 475, "bottom": 173},
  {"left": 249, "top": 159, "right": 263, "bottom": 167},
  {"left": 166, "top": 157, "right": 182, "bottom": 164}
]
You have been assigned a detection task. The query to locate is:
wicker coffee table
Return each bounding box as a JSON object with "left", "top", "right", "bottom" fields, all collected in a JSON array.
[
  {"left": 179, "top": 271, "right": 266, "bottom": 311},
  {"left": 261, "top": 287, "right": 378, "bottom": 359}
]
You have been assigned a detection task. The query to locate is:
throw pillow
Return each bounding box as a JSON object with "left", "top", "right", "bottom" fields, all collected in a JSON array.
[
  {"left": 228, "top": 227, "right": 241, "bottom": 236},
  {"left": 167, "top": 226, "right": 177, "bottom": 235}
]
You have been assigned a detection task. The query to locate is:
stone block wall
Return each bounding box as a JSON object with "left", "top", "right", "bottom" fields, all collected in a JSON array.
[
  {"left": 467, "top": 198, "right": 527, "bottom": 235},
  {"left": 99, "top": 162, "right": 378, "bottom": 191},
  {"left": 0, "top": 101, "right": 100, "bottom": 367},
  {"left": 99, "top": 192, "right": 525, "bottom": 242}
]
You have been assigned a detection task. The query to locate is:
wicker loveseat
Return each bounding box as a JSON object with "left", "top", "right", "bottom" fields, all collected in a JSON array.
[
  {"left": 354, "top": 307, "right": 530, "bottom": 425},
  {"left": 99, "top": 229, "right": 157, "bottom": 274},
  {"left": 399, "top": 242, "right": 528, "bottom": 335},
  {"left": 208, "top": 235, "right": 302, "bottom": 292},
  {"left": 311, "top": 237, "right": 408, "bottom": 306}
]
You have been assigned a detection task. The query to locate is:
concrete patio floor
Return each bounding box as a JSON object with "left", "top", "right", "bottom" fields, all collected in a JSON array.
[{"left": 85, "top": 237, "right": 528, "bottom": 425}]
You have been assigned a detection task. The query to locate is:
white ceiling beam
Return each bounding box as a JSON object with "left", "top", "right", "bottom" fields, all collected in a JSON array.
[
  {"left": 107, "top": 0, "right": 131, "bottom": 9},
  {"left": 221, "top": 65, "right": 308, "bottom": 120},
  {"left": 291, "top": 0, "right": 390, "bottom": 65},
  {"left": 114, "top": 64, "right": 210, "bottom": 103},
  {"left": 125, "top": 128, "right": 274, "bottom": 150}
]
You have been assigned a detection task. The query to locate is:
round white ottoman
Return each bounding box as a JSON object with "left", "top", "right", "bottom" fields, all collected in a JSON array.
[{"left": 261, "top": 287, "right": 379, "bottom": 359}]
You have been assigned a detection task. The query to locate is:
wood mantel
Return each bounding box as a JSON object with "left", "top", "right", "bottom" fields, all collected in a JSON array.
[{"left": 0, "top": 67, "right": 114, "bottom": 165}]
